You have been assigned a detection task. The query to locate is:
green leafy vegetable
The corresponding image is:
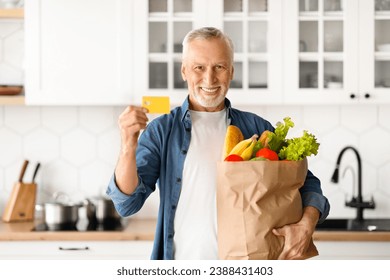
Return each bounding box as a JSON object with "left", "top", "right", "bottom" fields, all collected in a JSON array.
[
  {"left": 278, "top": 130, "right": 320, "bottom": 161},
  {"left": 267, "top": 117, "right": 295, "bottom": 153},
  {"left": 251, "top": 140, "right": 264, "bottom": 158}
]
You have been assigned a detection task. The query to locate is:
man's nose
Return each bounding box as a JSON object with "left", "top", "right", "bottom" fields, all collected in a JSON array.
[{"left": 203, "top": 68, "right": 217, "bottom": 84}]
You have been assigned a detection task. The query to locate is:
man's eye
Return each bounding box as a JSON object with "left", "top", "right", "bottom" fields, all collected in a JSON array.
[
  {"left": 194, "top": 66, "right": 203, "bottom": 71},
  {"left": 215, "top": 65, "right": 225, "bottom": 71}
]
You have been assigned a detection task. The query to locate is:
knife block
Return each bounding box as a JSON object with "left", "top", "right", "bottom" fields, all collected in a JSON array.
[{"left": 2, "top": 182, "right": 37, "bottom": 222}]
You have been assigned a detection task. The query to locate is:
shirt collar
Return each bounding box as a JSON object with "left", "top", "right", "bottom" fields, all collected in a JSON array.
[{"left": 180, "top": 96, "right": 233, "bottom": 124}]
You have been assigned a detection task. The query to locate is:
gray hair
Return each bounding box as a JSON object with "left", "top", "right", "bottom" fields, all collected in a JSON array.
[{"left": 182, "top": 27, "right": 234, "bottom": 64}]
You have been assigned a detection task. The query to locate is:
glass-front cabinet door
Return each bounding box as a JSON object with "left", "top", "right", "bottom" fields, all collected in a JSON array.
[
  {"left": 133, "top": 0, "right": 195, "bottom": 105},
  {"left": 284, "top": 0, "right": 390, "bottom": 104},
  {"left": 359, "top": 0, "right": 390, "bottom": 103},
  {"left": 284, "top": 0, "right": 356, "bottom": 104},
  {"left": 221, "top": 0, "right": 283, "bottom": 105},
  {"left": 133, "top": 0, "right": 283, "bottom": 106}
]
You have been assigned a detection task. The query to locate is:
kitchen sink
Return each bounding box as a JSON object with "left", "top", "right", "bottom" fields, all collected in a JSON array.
[{"left": 315, "top": 218, "right": 390, "bottom": 232}]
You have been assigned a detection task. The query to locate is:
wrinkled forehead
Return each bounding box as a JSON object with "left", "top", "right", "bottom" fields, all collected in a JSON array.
[{"left": 183, "top": 37, "right": 234, "bottom": 65}]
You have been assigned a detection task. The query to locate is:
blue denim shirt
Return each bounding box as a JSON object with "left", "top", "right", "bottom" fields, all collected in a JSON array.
[{"left": 106, "top": 97, "right": 330, "bottom": 260}]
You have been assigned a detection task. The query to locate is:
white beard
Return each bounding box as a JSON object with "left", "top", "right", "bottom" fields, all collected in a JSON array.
[{"left": 193, "top": 88, "right": 226, "bottom": 108}]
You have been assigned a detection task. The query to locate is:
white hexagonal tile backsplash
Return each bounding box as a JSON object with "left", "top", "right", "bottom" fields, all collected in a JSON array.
[
  {"left": 79, "top": 107, "right": 115, "bottom": 134},
  {"left": 4, "top": 106, "right": 40, "bottom": 133},
  {"left": 1, "top": 104, "right": 390, "bottom": 219},
  {"left": 41, "top": 107, "right": 78, "bottom": 134},
  {"left": 0, "top": 127, "right": 22, "bottom": 166},
  {"left": 23, "top": 128, "right": 60, "bottom": 162},
  {"left": 61, "top": 128, "right": 96, "bottom": 167}
]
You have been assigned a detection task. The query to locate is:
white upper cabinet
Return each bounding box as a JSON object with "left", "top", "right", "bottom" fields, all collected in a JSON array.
[
  {"left": 284, "top": 0, "right": 390, "bottom": 104},
  {"left": 25, "top": 0, "right": 134, "bottom": 105},
  {"left": 359, "top": 0, "right": 390, "bottom": 103},
  {"left": 132, "top": 0, "right": 283, "bottom": 106},
  {"left": 24, "top": 0, "right": 390, "bottom": 105}
]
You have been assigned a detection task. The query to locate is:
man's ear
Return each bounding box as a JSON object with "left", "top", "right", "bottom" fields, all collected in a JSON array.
[
  {"left": 230, "top": 65, "right": 234, "bottom": 81},
  {"left": 181, "top": 64, "right": 187, "bottom": 81}
]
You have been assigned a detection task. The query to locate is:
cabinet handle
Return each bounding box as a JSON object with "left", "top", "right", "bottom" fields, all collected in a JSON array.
[
  {"left": 350, "top": 93, "right": 356, "bottom": 99},
  {"left": 364, "top": 93, "right": 370, "bottom": 98},
  {"left": 58, "top": 246, "right": 90, "bottom": 251}
]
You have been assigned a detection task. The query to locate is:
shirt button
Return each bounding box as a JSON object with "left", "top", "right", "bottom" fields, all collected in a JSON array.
[
  {"left": 172, "top": 205, "right": 176, "bottom": 210},
  {"left": 168, "top": 234, "right": 173, "bottom": 239},
  {"left": 176, "top": 178, "right": 181, "bottom": 183},
  {"left": 185, "top": 127, "right": 191, "bottom": 132},
  {"left": 181, "top": 150, "right": 187, "bottom": 154}
]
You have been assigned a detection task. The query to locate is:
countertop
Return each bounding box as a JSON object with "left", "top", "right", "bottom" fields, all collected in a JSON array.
[
  {"left": 1, "top": 218, "right": 390, "bottom": 242},
  {"left": 0, "top": 218, "right": 155, "bottom": 241},
  {"left": 313, "top": 231, "right": 390, "bottom": 241}
]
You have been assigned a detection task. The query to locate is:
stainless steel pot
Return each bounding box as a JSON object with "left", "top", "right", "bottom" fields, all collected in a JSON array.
[
  {"left": 41, "top": 192, "right": 82, "bottom": 229},
  {"left": 86, "top": 196, "right": 121, "bottom": 224},
  {"left": 44, "top": 201, "right": 81, "bottom": 228}
]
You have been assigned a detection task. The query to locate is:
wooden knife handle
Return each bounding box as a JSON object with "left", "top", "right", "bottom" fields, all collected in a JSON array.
[{"left": 18, "top": 160, "right": 29, "bottom": 183}]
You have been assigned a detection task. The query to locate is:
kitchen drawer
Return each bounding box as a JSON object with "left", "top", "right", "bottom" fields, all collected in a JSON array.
[
  {"left": 0, "top": 241, "right": 153, "bottom": 260},
  {"left": 313, "top": 241, "right": 390, "bottom": 260}
]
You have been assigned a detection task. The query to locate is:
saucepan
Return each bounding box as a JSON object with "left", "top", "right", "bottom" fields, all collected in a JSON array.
[
  {"left": 85, "top": 195, "right": 121, "bottom": 224},
  {"left": 38, "top": 192, "right": 83, "bottom": 230}
]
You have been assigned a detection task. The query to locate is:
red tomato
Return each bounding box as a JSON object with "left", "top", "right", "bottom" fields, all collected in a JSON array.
[
  {"left": 224, "top": 154, "right": 244, "bottom": 162},
  {"left": 255, "top": 148, "right": 279, "bottom": 161}
]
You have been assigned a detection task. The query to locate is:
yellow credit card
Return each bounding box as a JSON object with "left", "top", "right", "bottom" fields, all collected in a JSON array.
[{"left": 142, "top": 96, "right": 170, "bottom": 114}]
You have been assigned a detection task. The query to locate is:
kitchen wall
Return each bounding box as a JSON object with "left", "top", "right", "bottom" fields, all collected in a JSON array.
[
  {"left": 2, "top": 19, "right": 390, "bottom": 221},
  {"left": 1, "top": 104, "right": 390, "bottom": 220}
]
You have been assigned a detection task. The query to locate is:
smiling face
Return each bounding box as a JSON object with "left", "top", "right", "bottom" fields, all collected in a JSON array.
[{"left": 181, "top": 37, "right": 234, "bottom": 112}]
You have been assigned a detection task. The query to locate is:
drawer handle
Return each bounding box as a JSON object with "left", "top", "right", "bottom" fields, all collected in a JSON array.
[{"left": 58, "top": 246, "right": 90, "bottom": 251}]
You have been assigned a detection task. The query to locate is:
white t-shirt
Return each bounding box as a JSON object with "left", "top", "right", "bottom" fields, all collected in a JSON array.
[{"left": 173, "top": 109, "right": 228, "bottom": 260}]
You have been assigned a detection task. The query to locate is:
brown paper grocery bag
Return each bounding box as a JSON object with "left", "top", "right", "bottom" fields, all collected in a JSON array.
[{"left": 216, "top": 158, "right": 318, "bottom": 260}]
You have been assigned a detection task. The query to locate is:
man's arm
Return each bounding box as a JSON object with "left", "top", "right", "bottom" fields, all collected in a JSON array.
[
  {"left": 300, "top": 170, "right": 330, "bottom": 223},
  {"left": 273, "top": 170, "right": 329, "bottom": 260},
  {"left": 114, "top": 105, "right": 148, "bottom": 195},
  {"left": 273, "top": 206, "right": 320, "bottom": 260}
]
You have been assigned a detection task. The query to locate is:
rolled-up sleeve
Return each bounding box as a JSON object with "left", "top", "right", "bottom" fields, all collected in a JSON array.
[
  {"left": 301, "top": 191, "right": 330, "bottom": 223},
  {"left": 106, "top": 173, "right": 152, "bottom": 217},
  {"left": 300, "top": 170, "right": 330, "bottom": 223}
]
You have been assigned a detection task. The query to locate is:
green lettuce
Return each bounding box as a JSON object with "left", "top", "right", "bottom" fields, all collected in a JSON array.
[
  {"left": 278, "top": 130, "right": 320, "bottom": 161},
  {"left": 267, "top": 117, "right": 295, "bottom": 153}
]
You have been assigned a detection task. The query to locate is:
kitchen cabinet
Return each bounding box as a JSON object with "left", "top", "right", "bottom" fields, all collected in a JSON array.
[
  {"left": 0, "top": 240, "right": 153, "bottom": 259},
  {"left": 132, "top": 0, "right": 283, "bottom": 106},
  {"left": 23, "top": 0, "right": 390, "bottom": 106},
  {"left": 284, "top": 0, "right": 390, "bottom": 104},
  {"left": 313, "top": 241, "right": 390, "bottom": 259},
  {"left": 0, "top": 8, "right": 24, "bottom": 105},
  {"left": 24, "top": 0, "right": 135, "bottom": 105}
]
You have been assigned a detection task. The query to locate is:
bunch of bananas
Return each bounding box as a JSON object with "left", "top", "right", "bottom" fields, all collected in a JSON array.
[{"left": 225, "top": 134, "right": 258, "bottom": 161}]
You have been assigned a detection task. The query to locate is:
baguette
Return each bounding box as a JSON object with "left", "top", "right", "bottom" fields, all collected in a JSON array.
[{"left": 222, "top": 125, "right": 244, "bottom": 160}]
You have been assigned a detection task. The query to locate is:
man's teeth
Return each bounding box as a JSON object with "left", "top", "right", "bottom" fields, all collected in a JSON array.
[{"left": 201, "top": 87, "right": 219, "bottom": 93}]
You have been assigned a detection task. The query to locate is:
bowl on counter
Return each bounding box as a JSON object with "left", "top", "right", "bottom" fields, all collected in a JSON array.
[
  {"left": 326, "top": 82, "right": 343, "bottom": 89},
  {"left": 377, "top": 44, "right": 390, "bottom": 52},
  {"left": 0, "top": 0, "right": 20, "bottom": 8}
]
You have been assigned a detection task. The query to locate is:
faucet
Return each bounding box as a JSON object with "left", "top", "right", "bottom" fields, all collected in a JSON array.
[{"left": 331, "top": 146, "right": 375, "bottom": 221}]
